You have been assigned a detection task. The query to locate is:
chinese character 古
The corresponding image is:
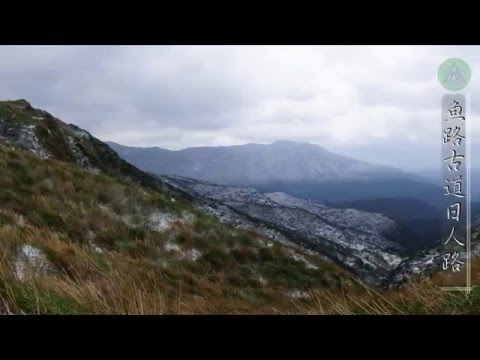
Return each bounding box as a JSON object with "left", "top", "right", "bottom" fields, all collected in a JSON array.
[{"left": 444, "top": 149, "right": 464, "bottom": 171}]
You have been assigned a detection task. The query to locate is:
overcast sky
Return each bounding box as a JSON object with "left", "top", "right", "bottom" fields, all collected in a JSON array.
[{"left": 0, "top": 45, "right": 479, "bottom": 171}]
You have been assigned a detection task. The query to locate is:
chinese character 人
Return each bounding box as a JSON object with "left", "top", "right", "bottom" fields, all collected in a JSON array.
[{"left": 444, "top": 226, "right": 465, "bottom": 246}]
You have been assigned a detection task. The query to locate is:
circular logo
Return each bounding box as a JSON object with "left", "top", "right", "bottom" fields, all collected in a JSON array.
[{"left": 438, "top": 58, "right": 471, "bottom": 91}]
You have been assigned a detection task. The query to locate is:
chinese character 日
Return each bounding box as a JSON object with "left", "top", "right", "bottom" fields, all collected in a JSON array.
[{"left": 447, "top": 202, "right": 461, "bottom": 221}]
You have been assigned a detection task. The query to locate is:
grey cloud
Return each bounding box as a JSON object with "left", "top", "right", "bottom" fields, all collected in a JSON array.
[{"left": 0, "top": 45, "right": 477, "bottom": 171}]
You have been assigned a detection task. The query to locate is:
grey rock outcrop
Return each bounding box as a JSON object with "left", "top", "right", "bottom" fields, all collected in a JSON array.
[{"left": 160, "top": 175, "right": 407, "bottom": 286}]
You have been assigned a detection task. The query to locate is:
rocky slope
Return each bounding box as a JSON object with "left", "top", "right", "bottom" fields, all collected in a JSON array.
[
  {"left": 159, "top": 175, "right": 410, "bottom": 286},
  {"left": 385, "top": 232, "right": 480, "bottom": 287}
]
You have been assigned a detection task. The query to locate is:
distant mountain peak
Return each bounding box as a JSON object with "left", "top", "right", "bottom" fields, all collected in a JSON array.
[
  {"left": 109, "top": 139, "right": 408, "bottom": 186},
  {"left": 270, "top": 139, "right": 328, "bottom": 151},
  {"left": 271, "top": 139, "right": 302, "bottom": 145},
  {"left": 10, "top": 99, "right": 32, "bottom": 107},
  {"left": 0, "top": 99, "right": 33, "bottom": 110}
]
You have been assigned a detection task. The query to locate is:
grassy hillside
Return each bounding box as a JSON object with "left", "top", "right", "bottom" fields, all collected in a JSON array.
[{"left": 0, "top": 144, "right": 356, "bottom": 314}]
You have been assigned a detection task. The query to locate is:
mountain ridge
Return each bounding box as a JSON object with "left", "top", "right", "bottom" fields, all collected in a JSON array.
[
  {"left": 106, "top": 140, "right": 414, "bottom": 186},
  {"left": 108, "top": 140, "right": 442, "bottom": 206}
]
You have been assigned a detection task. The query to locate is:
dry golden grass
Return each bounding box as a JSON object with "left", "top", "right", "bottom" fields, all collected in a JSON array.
[
  {"left": 2, "top": 231, "right": 480, "bottom": 315},
  {"left": 293, "top": 259, "right": 480, "bottom": 315}
]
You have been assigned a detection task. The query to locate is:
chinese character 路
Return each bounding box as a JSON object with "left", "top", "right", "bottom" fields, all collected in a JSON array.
[
  {"left": 443, "top": 126, "right": 465, "bottom": 146},
  {"left": 442, "top": 252, "right": 464, "bottom": 272}
]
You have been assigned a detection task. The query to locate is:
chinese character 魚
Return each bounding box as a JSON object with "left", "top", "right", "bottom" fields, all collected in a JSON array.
[{"left": 446, "top": 100, "right": 465, "bottom": 121}]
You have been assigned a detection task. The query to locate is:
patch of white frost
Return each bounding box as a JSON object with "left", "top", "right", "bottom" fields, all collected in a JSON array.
[
  {"left": 349, "top": 244, "right": 366, "bottom": 251},
  {"left": 285, "top": 289, "right": 310, "bottom": 299},
  {"left": 163, "top": 242, "right": 202, "bottom": 262},
  {"left": 411, "top": 266, "right": 421, "bottom": 274},
  {"left": 180, "top": 211, "right": 196, "bottom": 224},
  {"left": 71, "top": 129, "right": 90, "bottom": 138},
  {"left": 379, "top": 252, "right": 403, "bottom": 267},
  {"left": 184, "top": 248, "right": 201, "bottom": 262},
  {"left": 164, "top": 241, "right": 181, "bottom": 252},
  {"left": 87, "top": 233, "right": 104, "bottom": 254},
  {"left": 291, "top": 253, "right": 319, "bottom": 270},
  {"left": 87, "top": 168, "right": 101, "bottom": 175},
  {"left": 20, "top": 124, "right": 51, "bottom": 159},
  {"left": 257, "top": 275, "right": 268, "bottom": 285},
  {"left": 148, "top": 211, "right": 196, "bottom": 233},
  {"left": 14, "top": 214, "right": 25, "bottom": 227},
  {"left": 149, "top": 213, "right": 176, "bottom": 232},
  {"left": 13, "top": 244, "right": 54, "bottom": 281},
  {"left": 41, "top": 178, "right": 54, "bottom": 190},
  {"left": 257, "top": 238, "right": 274, "bottom": 248}
]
